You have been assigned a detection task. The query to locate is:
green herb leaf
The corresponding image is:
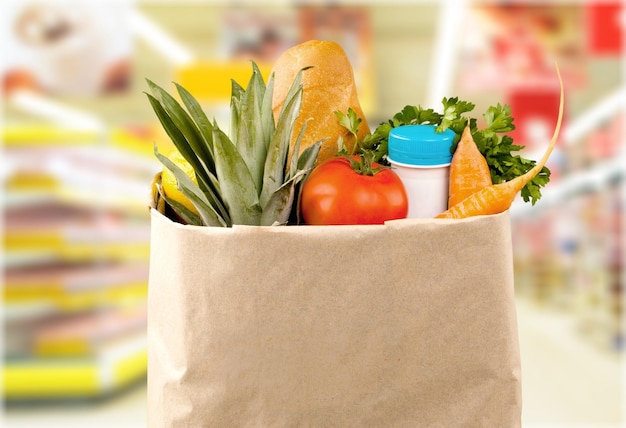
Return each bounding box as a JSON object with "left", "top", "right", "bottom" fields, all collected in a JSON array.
[
  {"left": 437, "top": 97, "right": 474, "bottom": 133},
  {"left": 483, "top": 103, "right": 515, "bottom": 133},
  {"left": 357, "top": 96, "right": 550, "bottom": 204},
  {"left": 335, "top": 108, "right": 362, "bottom": 138}
]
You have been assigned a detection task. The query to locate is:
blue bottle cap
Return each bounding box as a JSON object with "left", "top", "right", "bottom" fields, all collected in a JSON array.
[{"left": 388, "top": 125, "right": 456, "bottom": 166}]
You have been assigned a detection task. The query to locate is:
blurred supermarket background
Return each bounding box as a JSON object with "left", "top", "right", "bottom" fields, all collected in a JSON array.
[{"left": 1, "top": 0, "right": 624, "bottom": 426}]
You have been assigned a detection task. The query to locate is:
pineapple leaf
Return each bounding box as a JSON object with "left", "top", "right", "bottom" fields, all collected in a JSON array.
[
  {"left": 247, "top": 64, "right": 269, "bottom": 191},
  {"left": 151, "top": 173, "right": 167, "bottom": 214},
  {"left": 146, "top": 80, "right": 213, "bottom": 167},
  {"left": 249, "top": 61, "right": 266, "bottom": 111},
  {"left": 260, "top": 69, "right": 305, "bottom": 208},
  {"left": 200, "top": 171, "right": 230, "bottom": 224},
  {"left": 173, "top": 83, "right": 227, "bottom": 218},
  {"left": 154, "top": 145, "right": 227, "bottom": 227},
  {"left": 276, "top": 66, "right": 311, "bottom": 119},
  {"left": 260, "top": 177, "right": 298, "bottom": 226},
  {"left": 290, "top": 142, "right": 322, "bottom": 225},
  {"left": 212, "top": 126, "right": 262, "bottom": 225},
  {"left": 147, "top": 64, "right": 319, "bottom": 227},
  {"left": 174, "top": 82, "right": 216, "bottom": 172},
  {"left": 157, "top": 183, "right": 204, "bottom": 226},
  {"left": 146, "top": 93, "right": 206, "bottom": 181},
  {"left": 231, "top": 79, "right": 245, "bottom": 102},
  {"left": 261, "top": 72, "right": 277, "bottom": 149},
  {"left": 146, "top": 92, "right": 229, "bottom": 223},
  {"left": 229, "top": 96, "right": 241, "bottom": 144},
  {"left": 232, "top": 64, "right": 267, "bottom": 194},
  {"left": 296, "top": 140, "right": 322, "bottom": 175},
  {"left": 288, "top": 118, "right": 310, "bottom": 177}
]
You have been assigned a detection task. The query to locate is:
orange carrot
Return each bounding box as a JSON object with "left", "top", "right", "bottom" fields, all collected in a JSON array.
[
  {"left": 436, "top": 65, "right": 564, "bottom": 219},
  {"left": 448, "top": 125, "right": 492, "bottom": 208}
]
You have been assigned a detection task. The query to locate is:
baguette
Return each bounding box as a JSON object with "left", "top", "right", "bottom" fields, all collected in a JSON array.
[{"left": 271, "top": 40, "right": 370, "bottom": 165}]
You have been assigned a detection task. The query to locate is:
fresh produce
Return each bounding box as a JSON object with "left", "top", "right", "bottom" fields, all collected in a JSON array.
[
  {"left": 148, "top": 62, "right": 321, "bottom": 227},
  {"left": 160, "top": 148, "right": 199, "bottom": 216},
  {"left": 300, "top": 156, "right": 408, "bottom": 225},
  {"left": 356, "top": 96, "right": 550, "bottom": 206},
  {"left": 447, "top": 126, "right": 492, "bottom": 208},
  {"left": 300, "top": 111, "right": 408, "bottom": 225},
  {"left": 436, "top": 66, "right": 564, "bottom": 219},
  {"left": 149, "top": 36, "right": 560, "bottom": 226},
  {"left": 271, "top": 40, "right": 370, "bottom": 166}
]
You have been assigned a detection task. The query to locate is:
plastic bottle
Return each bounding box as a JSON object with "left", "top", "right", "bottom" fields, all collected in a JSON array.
[{"left": 387, "top": 124, "right": 456, "bottom": 218}]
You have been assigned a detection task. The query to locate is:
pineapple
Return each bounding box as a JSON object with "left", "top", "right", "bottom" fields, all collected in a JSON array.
[{"left": 147, "top": 62, "right": 320, "bottom": 227}]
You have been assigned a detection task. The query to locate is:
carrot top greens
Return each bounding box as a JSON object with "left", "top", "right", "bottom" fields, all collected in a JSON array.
[{"left": 352, "top": 98, "right": 551, "bottom": 205}]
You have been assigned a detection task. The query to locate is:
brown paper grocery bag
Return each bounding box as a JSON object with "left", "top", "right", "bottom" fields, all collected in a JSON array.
[{"left": 148, "top": 209, "right": 521, "bottom": 427}]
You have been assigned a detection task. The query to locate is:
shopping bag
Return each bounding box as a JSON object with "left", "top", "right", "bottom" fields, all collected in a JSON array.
[{"left": 147, "top": 208, "right": 521, "bottom": 427}]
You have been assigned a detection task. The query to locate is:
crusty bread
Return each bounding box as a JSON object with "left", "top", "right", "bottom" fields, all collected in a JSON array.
[{"left": 271, "top": 40, "right": 370, "bottom": 165}]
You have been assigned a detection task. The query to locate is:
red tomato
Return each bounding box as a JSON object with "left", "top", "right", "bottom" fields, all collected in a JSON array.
[{"left": 301, "top": 157, "right": 408, "bottom": 225}]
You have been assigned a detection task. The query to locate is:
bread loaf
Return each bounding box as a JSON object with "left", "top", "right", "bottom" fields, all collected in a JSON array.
[{"left": 271, "top": 40, "right": 370, "bottom": 165}]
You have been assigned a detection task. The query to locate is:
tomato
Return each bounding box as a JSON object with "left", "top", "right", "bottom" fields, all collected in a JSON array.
[{"left": 301, "top": 157, "right": 408, "bottom": 225}]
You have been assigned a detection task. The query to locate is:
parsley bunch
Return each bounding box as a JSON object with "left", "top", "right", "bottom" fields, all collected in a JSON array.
[{"left": 357, "top": 98, "right": 550, "bottom": 205}]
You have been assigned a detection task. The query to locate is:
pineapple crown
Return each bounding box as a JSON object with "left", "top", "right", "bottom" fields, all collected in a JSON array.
[{"left": 147, "top": 62, "right": 320, "bottom": 227}]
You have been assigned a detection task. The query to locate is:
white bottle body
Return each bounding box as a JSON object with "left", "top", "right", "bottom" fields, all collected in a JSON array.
[{"left": 388, "top": 160, "right": 450, "bottom": 218}]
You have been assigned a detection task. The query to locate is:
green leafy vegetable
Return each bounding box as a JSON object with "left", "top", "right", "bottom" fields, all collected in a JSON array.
[{"left": 354, "top": 98, "right": 550, "bottom": 205}]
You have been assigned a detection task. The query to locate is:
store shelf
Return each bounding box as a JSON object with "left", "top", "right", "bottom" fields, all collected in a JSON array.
[
  {"left": 510, "top": 153, "right": 625, "bottom": 218},
  {"left": 4, "top": 334, "right": 147, "bottom": 400},
  {"left": 3, "top": 123, "right": 153, "bottom": 402},
  {"left": 3, "top": 138, "right": 159, "bottom": 215},
  {"left": 33, "top": 306, "right": 147, "bottom": 357},
  {"left": 4, "top": 263, "right": 148, "bottom": 311}
]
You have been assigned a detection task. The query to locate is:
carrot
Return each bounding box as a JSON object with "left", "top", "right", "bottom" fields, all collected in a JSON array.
[
  {"left": 447, "top": 125, "right": 492, "bottom": 208},
  {"left": 436, "top": 65, "right": 564, "bottom": 219}
]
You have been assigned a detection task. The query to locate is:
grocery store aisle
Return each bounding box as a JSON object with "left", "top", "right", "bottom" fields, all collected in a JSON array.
[{"left": 4, "top": 297, "right": 624, "bottom": 427}]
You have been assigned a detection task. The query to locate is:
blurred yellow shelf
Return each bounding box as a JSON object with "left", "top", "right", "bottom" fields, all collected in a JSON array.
[
  {"left": 109, "top": 126, "right": 160, "bottom": 159},
  {"left": 33, "top": 306, "right": 147, "bottom": 357},
  {"left": 5, "top": 232, "right": 150, "bottom": 253},
  {"left": 4, "top": 203, "right": 151, "bottom": 266},
  {"left": 3, "top": 125, "right": 160, "bottom": 160},
  {"left": 4, "top": 282, "right": 148, "bottom": 311},
  {"left": 175, "top": 60, "right": 273, "bottom": 102},
  {"left": 4, "top": 263, "right": 149, "bottom": 311},
  {"left": 4, "top": 337, "right": 147, "bottom": 400},
  {"left": 4, "top": 245, "right": 150, "bottom": 266},
  {"left": 2, "top": 126, "right": 101, "bottom": 147}
]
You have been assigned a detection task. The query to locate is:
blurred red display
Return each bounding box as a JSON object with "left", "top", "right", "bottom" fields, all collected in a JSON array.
[
  {"left": 585, "top": 2, "right": 624, "bottom": 56},
  {"left": 507, "top": 87, "right": 567, "bottom": 151}
]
